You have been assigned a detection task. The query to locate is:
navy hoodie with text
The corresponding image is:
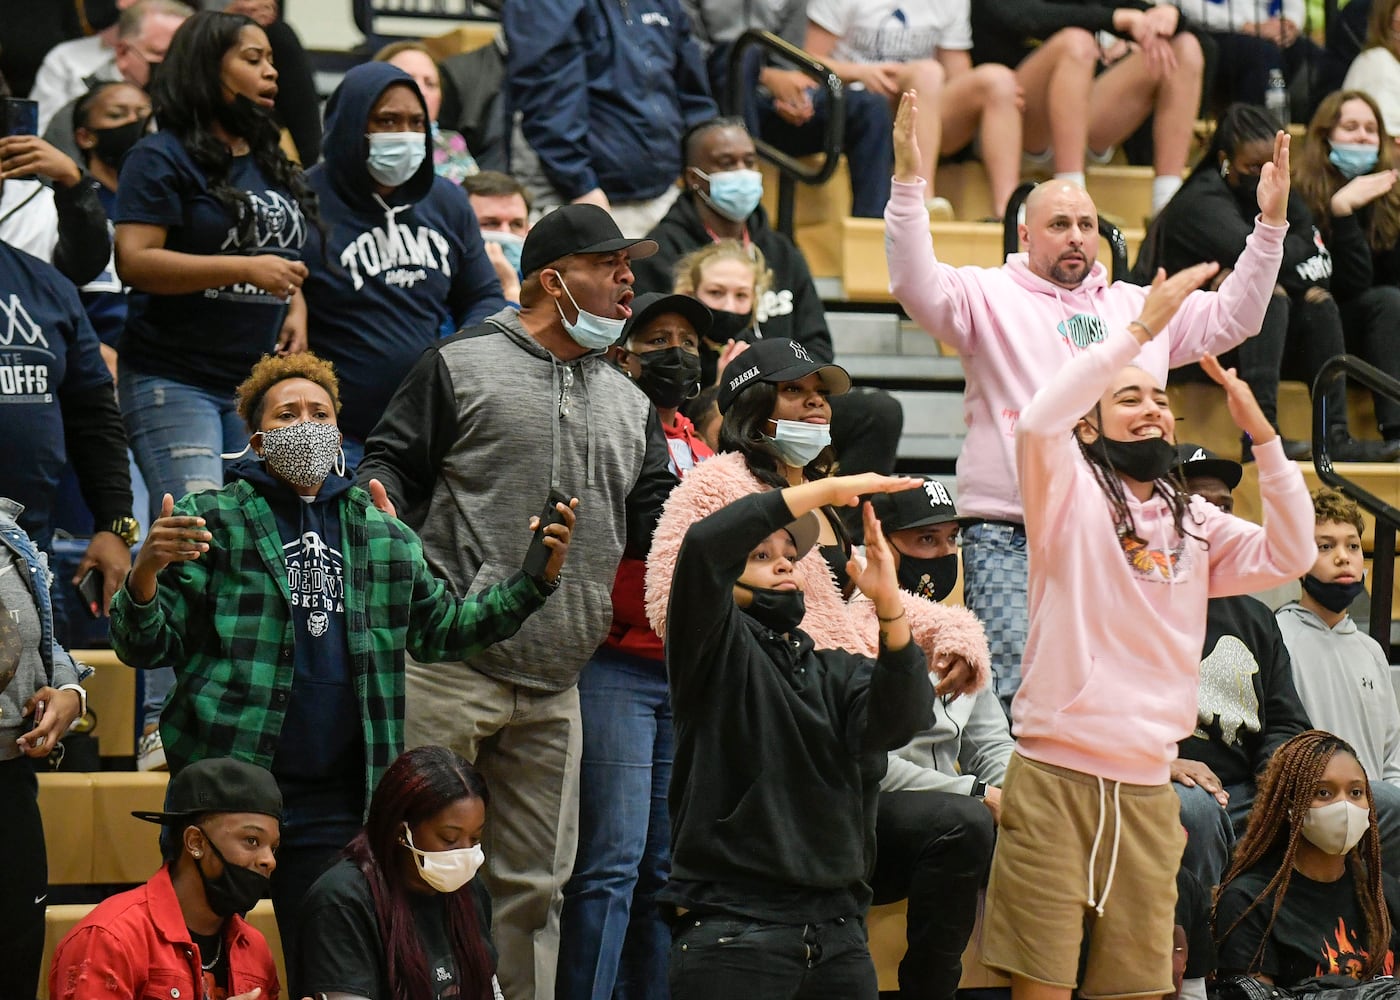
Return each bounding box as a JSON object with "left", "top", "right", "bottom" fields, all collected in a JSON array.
[{"left": 303, "top": 63, "right": 506, "bottom": 443}]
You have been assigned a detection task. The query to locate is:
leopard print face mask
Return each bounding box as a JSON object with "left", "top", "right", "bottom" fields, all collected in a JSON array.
[{"left": 258, "top": 421, "right": 342, "bottom": 489}]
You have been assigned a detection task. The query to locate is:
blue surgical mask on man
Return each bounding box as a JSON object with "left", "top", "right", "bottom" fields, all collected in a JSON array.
[
  {"left": 695, "top": 167, "right": 764, "bottom": 223},
  {"left": 1328, "top": 141, "right": 1380, "bottom": 179},
  {"left": 482, "top": 230, "right": 525, "bottom": 275},
  {"left": 551, "top": 272, "right": 625, "bottom": 350},
  {"left": 365, "top": 131, "right": 426, "bottom": 187}
]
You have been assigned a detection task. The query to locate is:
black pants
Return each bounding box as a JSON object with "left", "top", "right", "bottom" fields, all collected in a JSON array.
[
  {"left": 1279, "top": 291, "right": 1349, "bottom": 438},
  {"left": 1340, "top": 284, "right": 1400, "bottom": 437},
  {"left": 0, "top": 757, "right": 46, "bottom": 1000},
  {"left": 869, "top": 790, "right": 995, "bottom": 1000},
  {"left": 670, "top": 913, "right": 876, "bottom": 1000}
]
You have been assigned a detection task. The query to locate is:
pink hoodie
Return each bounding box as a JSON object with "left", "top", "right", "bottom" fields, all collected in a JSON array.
[
  {"left": 1013, "top": 326, "right": 1316, "bottom": 785},
  {"left": 885, "top": 178, "right": 1287, "bottom": 522}
]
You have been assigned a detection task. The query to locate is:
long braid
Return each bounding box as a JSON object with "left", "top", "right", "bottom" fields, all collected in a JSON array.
[{"left": 1215, "top": 731, "right": 1388, "bottom": 978}]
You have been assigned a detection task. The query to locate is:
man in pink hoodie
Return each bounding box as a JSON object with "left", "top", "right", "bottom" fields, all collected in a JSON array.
[{"left": 884, "top": 90, "right": 1291, "bottom": 712}]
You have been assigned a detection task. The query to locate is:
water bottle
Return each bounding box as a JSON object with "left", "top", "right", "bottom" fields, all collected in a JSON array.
[{"left": 1265, "top": 69, "right": 1289, "bottom": 128}]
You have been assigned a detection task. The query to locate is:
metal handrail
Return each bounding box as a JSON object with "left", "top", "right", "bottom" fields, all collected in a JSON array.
[
  {"left": 1312, "top": 354, "right": 1400, "bottom": 651},
  {"left": 724, "top": 29, "right": 845, "bottom": 238},
  {"left": 1001, "top": 182, "right": 1130, "bottom": 279}
]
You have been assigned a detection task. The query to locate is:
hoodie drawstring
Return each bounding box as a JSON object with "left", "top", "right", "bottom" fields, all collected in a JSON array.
[
  {"left": 575, "top": 362, "right": 596, "bottom": 488},
  {"left": 549, "top": 360, "right": 562, "bottom": 491},
  {"left": 371, "top": 193, "right": 411, "bottom": 251},
  {"left": 1085, "top": 775, "right": 1123, "bottom": 916}
]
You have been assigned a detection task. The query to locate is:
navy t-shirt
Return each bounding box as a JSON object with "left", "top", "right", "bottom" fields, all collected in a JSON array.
[
  {"left": 0, "top": 242, "right": 113, "bottom": 542},
  {"left": 115, "top": 132, "right": 307, "bottom": 392},
  {"left": 80, "top": 184, "right": 126, "bottom": 348}
]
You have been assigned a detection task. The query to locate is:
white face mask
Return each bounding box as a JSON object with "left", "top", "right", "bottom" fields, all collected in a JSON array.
[
  {"left": 402, "top": 823, "right": 485, "bottom": 893},
  {"left": 1301, "top": 800, "right": 1370, "bottom": 856},
  {"left": 764, "top": 418, "right": 831, "bottom": 467}
]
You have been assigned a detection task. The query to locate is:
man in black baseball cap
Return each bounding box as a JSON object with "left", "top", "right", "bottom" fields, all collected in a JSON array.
[
  {"left": 51, "top": 758, "right": 283, "bottom": 1000},
  {"left": 1174, "top": 442, "right": 1243, "bottom": 514},
  {"left": 717, "top": 336, "right": 852, "bottom": 413},
  {"left": 870, "top": 476, "right": 971, "bottom": 604}
]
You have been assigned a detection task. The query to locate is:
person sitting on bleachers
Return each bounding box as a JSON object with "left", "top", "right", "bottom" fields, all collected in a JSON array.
[
  {"left": 0, "top": 498, "right": 92, "bottom": 1000},
  {"left": 632, "top": 117, "right": 906, "bottom": 487},
  {"left": 970, "top": 0, "right": 1204, "bottom": 215},
  {"left": 300, "top": 746, "right": 506, "bottom": 1000},
  {"left": 29, "top": 0, "right": 140, "bottom": 132},
  {"left": 502, "top": 0, "right": 718, "bottom": 237},
  {"left": 108, "top": 351, "right": 572, "bottom": 995},
  {"left": 1277, "top": 487, "right": 1400, "bottom": 874},
  {"left": 373, "top": 41, "right": 480, "bottom": 185},
  {"left": 301, "top": 62, "right": 505, "bottom": 469},
  {"left": 803, "top": 0, "right": 1023, "bottom": 221},
  {"left": 1214, "top": 730, "right": 1400, "bottom": 987},
  {"left": 49, "top": 757, "right": 283, "bottom": 1000},
  {"left": 1173, "top": 443, "right": 1312, "bottom": 890},
  {"left": 1150, "top": 102, "right": 1396, "bottom": 461},
  {"left": 1294, "top": 89, "right": 1400, "bottom": 447},
  {"left": 1344, "top": 0, "right": 1400, "bottom": 140},
  {"left": 885, "top": 90, "right": 1291, "bottom": 711},
  {"left": 683, "top": 0, "right": 901, "bottom": 221}
]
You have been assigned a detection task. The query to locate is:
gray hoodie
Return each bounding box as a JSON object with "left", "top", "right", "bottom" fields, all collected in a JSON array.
[
  {"left": 1276, "top": 601, "right": 1400, "bottom": 786},
  {"left": 358, "top": 308, "right": 677, "bottom": 691}
]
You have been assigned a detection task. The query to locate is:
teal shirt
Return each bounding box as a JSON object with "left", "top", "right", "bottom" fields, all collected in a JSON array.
[{"left": 111, "top": 479, "right": 547, "bottom": 806}]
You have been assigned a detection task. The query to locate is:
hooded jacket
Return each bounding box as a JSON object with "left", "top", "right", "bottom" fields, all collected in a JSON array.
[
  {"left": 1276, "top": 601, "right": 1400, "bottom": 787},
  {"left": 356, "top": 307, "right": 678, "bottom": 691},
  {"left": 1013, "top": 326, "right": 1316, "bottom": 785},
  {"left": 304, "top": 63, "right": 506, "bottom": 443},
  {"left": 885, "top": 176, "right": 1286, "bottom": 523},
  {"left": 645, "top": 450, "right": 991, "bottom": 681},
  {"left": 630, "top": 194, "right": 835, "bottom": 361}
]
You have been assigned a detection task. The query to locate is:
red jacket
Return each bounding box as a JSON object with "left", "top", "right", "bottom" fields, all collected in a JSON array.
[
  {"left": 49, "top": 864, "right": 280, "bottom": 1000},
  {"left": 606, "top": 411, "right": 713, "bottom": 660}
]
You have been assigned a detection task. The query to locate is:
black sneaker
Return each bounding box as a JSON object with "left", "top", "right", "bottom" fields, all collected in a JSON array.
[
  {"left": 1242, "top": 435, "right": 1312, "bottom": 463},
  {"left": 1328, "top": 434, "right": 1400, "bottom": 462}
]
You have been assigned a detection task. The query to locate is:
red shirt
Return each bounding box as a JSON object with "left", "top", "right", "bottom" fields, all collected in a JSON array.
[
  {"left": 49, "top": 864, "right": 280, "bottom": 1000},
  {"left": 606, "top": 410, "right": 712, "bottom": 661}
]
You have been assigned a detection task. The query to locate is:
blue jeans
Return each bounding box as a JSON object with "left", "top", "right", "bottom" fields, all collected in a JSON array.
[
  {"left": 558, "top": 648, "right": 674, "bottom": 1000},
  {"left": 1175, "top": 779, "right": 1254, "bottom": 889},
  {"left": 119, "top": 365, "right": 247, "bottom": 727},
  {"left": 961, "top": 522, "right": 1028, "bottom": 713}
]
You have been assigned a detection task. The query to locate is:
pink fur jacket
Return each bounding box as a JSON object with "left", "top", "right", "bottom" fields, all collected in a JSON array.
[{"left": 644, "top": 452, "right": 991, "bottom": 691}]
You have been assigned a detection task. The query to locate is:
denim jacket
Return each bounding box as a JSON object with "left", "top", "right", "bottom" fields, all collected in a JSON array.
[{"left": 0, "top": 498, "right": 89, "bottom": 752}]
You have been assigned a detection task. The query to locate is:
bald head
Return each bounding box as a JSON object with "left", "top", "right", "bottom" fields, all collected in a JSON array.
[{"left": 1020, "top": 180, "right": 1100, "bottom": 289}]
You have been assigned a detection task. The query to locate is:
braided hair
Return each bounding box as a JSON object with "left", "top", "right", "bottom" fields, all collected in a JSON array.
[{"left": 1214, "top": 730, "right": 1390, "bottom": 980}]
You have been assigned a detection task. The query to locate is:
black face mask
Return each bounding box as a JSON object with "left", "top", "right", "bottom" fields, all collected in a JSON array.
[
  {"left": 707, "top": 308, "right": 755, "bottom": 344},
  {"left": 634, "top": 347, "right": 702, "bottom": 410},
  {"left": 217, "top": 93, "right": 276, "bottom": 141},
  {"left": 735, "top": 581, "right": 805, "bottom": 634},
  {"left": 90, "top": 117, "right": 148, "bottom": 169},
  {"left": 193, "top": 830, "right": 271, "bottom": 917},
  {"left": 1302, "top": 574, "right": 1366, "bottom": 614},
  {"left": 1229, "top": 172, "right": 1261, "bottom": 213},
  {"left": 897, "top": 551, "right": 959, "bottom": 603},
  {"left": 1085, "top": 435, "right": 1177, "bottom": 484}
]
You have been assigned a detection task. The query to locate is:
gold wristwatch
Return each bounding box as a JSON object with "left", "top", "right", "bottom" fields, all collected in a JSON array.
[{"left": 104, "top": 516, "right": 141, "bottom": 547}]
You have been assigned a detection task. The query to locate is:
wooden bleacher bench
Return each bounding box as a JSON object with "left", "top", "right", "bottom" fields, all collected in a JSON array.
[{"left": 70, "top": 648, "right": 137, "bottom": 758}]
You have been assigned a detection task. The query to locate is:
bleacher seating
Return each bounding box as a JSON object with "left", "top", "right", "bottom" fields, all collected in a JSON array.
[{"left": 71, "top": 648, "right": 137, "bottom": 759}]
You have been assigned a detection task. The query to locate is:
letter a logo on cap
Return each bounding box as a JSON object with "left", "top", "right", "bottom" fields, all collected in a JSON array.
[{"left": 1190, "top": 448, "right": 1207, "bottom": 462}]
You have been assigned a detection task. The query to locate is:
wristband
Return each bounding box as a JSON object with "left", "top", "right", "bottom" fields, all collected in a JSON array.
[
  {"left": 1128, "top": 319, "right": 1154, "bottom": 340},
  {"left": 877, "top": 610, "right": 906, "bottom": 623}
]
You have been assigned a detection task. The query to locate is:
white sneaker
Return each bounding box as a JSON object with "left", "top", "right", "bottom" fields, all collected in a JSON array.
[{"left": 137, "top": 730, "right": 167, "bottom": 772}]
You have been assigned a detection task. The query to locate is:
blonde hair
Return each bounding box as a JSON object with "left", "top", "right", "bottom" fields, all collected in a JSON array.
[{"left": 672, "top": 240, "right": 772, "bottom": 303}]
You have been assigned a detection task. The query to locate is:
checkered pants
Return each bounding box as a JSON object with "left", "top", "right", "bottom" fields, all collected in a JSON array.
[{"left": 961, "top": 522, "right": 1028, "bottom": 714}]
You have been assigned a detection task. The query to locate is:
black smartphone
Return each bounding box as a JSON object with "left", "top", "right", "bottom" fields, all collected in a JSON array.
[
  {"left": 75, "top": 567, "right": 102, "bottom": 619},
  {"left": 522, "top": 489, "right": 571, "bottom": 580},
  {"left": 1, "top": 98, "right": 38, "bottom": 138}
]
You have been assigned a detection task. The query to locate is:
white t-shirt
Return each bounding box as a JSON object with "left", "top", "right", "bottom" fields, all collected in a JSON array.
[{"left": 807, "top": 0, "right": 972, "bottom": 62}]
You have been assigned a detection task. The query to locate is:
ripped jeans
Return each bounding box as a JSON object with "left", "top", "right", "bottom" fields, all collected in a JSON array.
[{"left": 119, "top": 364, "right": 246, "bottom": 728}]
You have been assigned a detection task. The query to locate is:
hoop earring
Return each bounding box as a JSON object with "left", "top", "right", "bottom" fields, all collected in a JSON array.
[{"left": 335, "top": 447, "right": 346, "bottom": 478}]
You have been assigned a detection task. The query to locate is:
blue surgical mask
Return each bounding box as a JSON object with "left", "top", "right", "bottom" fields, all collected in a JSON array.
[
  {"left": 552, "top": 273, "right": 626, "bottom": 350},
  {"left": 482, "top": 230, "right": 524, "bottom": 275},
  {"left": 764, "top": 418, "right": 830, "bottom": 467},
  {"left": 1329, "top": 141, "right": 1380, "bottom": 179},
  {"left": 696, "top": 167, "right": 764, "bottom": 223},
  {"left": 365, "top": 131, "right": 427, "bottom": 187}
]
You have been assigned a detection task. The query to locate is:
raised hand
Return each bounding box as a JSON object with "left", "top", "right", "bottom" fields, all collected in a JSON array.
[
  {"left": 127, "top": 493, "right": 211, "bottom": 602},
  {"left": 1201, "top": 353, "right": 1274, "bottom": 446},
  {"left": 1134, "top": 262, "right": 1221, "bottom": 339},
  {"left": 367, "top": 478, "right": 398, "bottom": 518},
  {"left": 893, "top": 91, "right": 922, "bottom": 185},
  {"left": 1256, "top": 130, "right": 1290, "bottom": 226}
]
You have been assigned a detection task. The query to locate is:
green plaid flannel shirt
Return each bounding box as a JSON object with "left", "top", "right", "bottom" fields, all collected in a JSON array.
[{"left": 110, "top": 479, "right": 547, "bottom": 802}]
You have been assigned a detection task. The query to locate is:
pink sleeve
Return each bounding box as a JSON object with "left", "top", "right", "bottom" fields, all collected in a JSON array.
[
  {"left": 1164, "top": 218, "right": 1287, "bottom": 367},
  {"left": 644, "top": 468, "right": 737, "bottom": 639},
  {"left": 1204, "top": 435, "right": 1317, "bottom": 596},
  {"left": 885, "top": 178, "right": 978, "bottom": 354}
]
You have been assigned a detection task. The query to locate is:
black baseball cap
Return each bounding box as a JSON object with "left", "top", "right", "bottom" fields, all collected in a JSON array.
[
  {"left": 718, "top": 337, "right": 852, "bottom": 413},
  {"left": 871, "top": 478, "right": 970, "bottom": 533},
  {"left": 1175, "top": 442, "right": 1242, "bottom": 490},
  {"left": 132, "top": 758, "right": 284, "bottom": 825},
  {"left": 519, "top": 204, "right": 658, "bottom": 278},
  {"left": 619, "top": 292, "right": 713, "bottom": 345}
]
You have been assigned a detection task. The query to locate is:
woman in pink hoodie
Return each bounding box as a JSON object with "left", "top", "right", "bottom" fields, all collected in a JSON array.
[{"left": 982, "top": 260, "right": 1317, "bottom": 1000}]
